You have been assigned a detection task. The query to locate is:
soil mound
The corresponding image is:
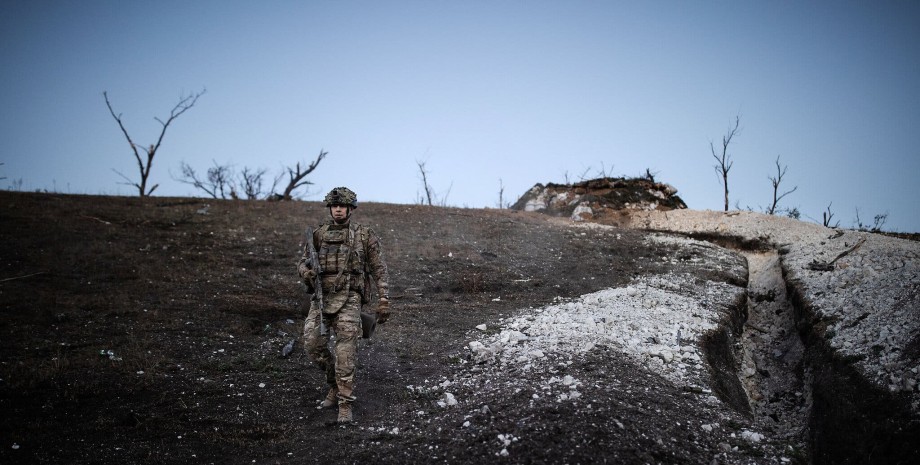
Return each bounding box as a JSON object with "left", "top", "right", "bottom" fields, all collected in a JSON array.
[{"left": 511, "top": 176, "right": 687, "bottom": 221}]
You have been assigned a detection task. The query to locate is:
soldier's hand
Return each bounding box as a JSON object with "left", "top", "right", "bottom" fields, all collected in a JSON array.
[
  {"left": 376, "top": 298, "right": 390, "bottom": 324},
  {"left": 298, "top": 264, "right": 317, "bottom": 282},
  {"left": 297, "top": 263, "right": 316, "bottom": 281}
]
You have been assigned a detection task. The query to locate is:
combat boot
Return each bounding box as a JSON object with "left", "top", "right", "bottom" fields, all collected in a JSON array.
[
  {"left": 337, "top": 402, "right": 353, "bottom": 423},
  {"left": 320, "top": 388, "right": 337, "bottom": 409}
]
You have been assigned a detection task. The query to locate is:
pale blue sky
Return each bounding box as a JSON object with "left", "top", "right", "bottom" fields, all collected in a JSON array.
[{"left": 2, "top": 1, "right": 918, "bottom": 231}]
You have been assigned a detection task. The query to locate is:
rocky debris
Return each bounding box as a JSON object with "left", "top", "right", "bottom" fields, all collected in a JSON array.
[
  {"left": 280, "top": 339, "right": 296, "bottom": 358},
  {"left": 463, "top": 267, "right": 738, "bottom": 390},
  {"left": 511, "top": 177, "right": 686, "bottom": 221},
  {"left": 416, "top": 230, "right": 788, "bottom": 461}
]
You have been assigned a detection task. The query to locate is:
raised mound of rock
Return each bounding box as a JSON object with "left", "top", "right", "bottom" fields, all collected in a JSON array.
[{"left": 510, "top": 177, "right": 687, "bottom": 221}]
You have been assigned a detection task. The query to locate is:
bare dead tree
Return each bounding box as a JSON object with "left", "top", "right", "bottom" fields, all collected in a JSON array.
[
  {"left": 176, "top": 160, "right": 233, "bottom": 199},
  {"left": 853, "top": 208, "right": 889, "bottom": 232},
  {"left": 415, "top": 159, "right": 452, "bottom": 206},
  {"left": 439, "top": 182, "right": 453, "bottom": 207},
  {"left": 823, "top": 202, "right": 839, "bottom": 228},
  {"left": 766, "top": 155, "right": 798, "bottom": 215},
  {"left": 710, "top": 115, "right": 741, "bottom": 211},
  {"left": 644, "top": 168, "right": 658, "bottom": 183},
  {"left": 239, "top": 167, "right": 273, "bottom": 200},
  {"left": 104, "top": 89, "right": 205, "bottom": 197},
  {"left": 497, "top": 178, "right": 507, "bottom": 209},
  {"left": 596, "top": 161, "right": 615, "bottom": 179},
  {"left": 416, "top": 159, "right": 434, "bottom": 206},
  {"left": 871, "top": 212, "right": 888, "bottom": 232},
  {"left": 281, "top": 150, "right": 328, "bottom": 200},
  {"left": 872, "top": 212, "right": 889, "bottom": 232},
  {"left": 0, "top": 162, "right": 6, "bottom": 181}
]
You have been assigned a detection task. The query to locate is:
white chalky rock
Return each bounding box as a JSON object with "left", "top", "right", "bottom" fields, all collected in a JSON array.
[
  {"left": 741, "top": 430, "right": 764, "bottom": 443},
  {"left": 476, "top": 324, "right": 487, "bottom": 331},
  {"left": 648, "top": 346, "right": 674, "bottom": 363}
]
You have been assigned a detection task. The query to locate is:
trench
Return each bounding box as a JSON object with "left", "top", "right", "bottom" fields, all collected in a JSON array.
[
  {"left": 696, "top": 235, "right": 920, "bottom": 464},
  {"left": 739, "top": 251, "right": 810, "bottom": 454}
]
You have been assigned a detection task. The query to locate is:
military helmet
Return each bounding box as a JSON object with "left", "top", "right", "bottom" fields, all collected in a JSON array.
[{"left": 324, "top": 186, "right": 358, "bottom": 208}]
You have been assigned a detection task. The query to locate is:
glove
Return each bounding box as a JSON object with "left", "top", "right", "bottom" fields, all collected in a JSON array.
[
  {"left": 298, "top": 264, "right": 317, "bottom": 293},
  {"left": 298, "top": 264, "right": 316, "bottom": 282},
  {"left": 376, "top": 298, "right": 390, "bottom": 324}
]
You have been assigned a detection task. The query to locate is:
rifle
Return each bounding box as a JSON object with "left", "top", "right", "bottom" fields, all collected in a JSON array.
[{"left": 303, "top": 227, "right": 327, "bottom": 335}]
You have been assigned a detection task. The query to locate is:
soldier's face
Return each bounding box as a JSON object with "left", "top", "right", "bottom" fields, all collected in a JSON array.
[{"left": 330, "top": 205, "right": 349, "bottom": 222}]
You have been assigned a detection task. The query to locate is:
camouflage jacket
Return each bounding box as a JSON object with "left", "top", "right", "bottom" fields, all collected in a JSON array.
[{"left": 298, "top": 219, "right": 389, "bottom": 312}]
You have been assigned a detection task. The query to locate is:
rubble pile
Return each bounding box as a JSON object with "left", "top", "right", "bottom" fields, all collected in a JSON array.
[{"left": 511, "top": 177, "right": 687, "bottom": 221}]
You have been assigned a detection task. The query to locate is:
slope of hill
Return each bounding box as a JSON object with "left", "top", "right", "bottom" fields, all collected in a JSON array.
[{"left": 1, "top": 191, "right": 917, "bottom": 464}]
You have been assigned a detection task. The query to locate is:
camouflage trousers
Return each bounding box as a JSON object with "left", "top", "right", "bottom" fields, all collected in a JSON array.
[{"left": 303, "top": 291, "right": 362, "bottom": 404}]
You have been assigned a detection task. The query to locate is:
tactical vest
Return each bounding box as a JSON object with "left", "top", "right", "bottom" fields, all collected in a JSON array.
[{"left": 316, "top": 223, "right": 372, "bottom": 310}]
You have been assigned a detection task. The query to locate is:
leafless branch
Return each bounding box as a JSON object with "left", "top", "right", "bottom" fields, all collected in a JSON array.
[
  {"left": 767, "top": 155, "right": 797, "bottom": 215},
  {"left": 808, "top": 237, "right": 866, "bottom": 271},
  {"left": 416, "top": 159, "right": 434, "bottom": 206},
  {"left": 823, "top": 202, "right": 839, "bottom": 228},
  {"left": 175, "top": 160, "right": 232, "bottom": 199},
  {"left": 439, "top": 181, "right": 453, "bottom": 207},
  {"left": 711, "top": 115, "right": 740, "bottom": 211},
  {"left": 281, "top": 149, "right": 328, "bottom": 200},
  {"left": 596, "top": 161, "right": 615, "bottom": 179},
  {"left": 104, "top": 89, "right": 205, "bottom": 197},
  {"left": 0, "top": 271, "right": 46, "bottom": 283},
  {"left": 239, "top": 167, "right": 270, "bottom": 200},
  {"left": 854, "top": 208, "right": 889, "bottom": 232},
  {"left": 416, "top": 159, "right": 453, "bottom": 206}
]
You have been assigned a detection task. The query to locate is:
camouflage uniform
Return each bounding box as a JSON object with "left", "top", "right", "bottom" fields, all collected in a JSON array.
[{"left": 298, "top": 187, "right": 389, "bottom": 421}]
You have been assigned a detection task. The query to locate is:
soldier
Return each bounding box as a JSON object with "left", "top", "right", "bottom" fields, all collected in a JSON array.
[{"left": 298, "top": 187, "right": 390, "bottom": 423}]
